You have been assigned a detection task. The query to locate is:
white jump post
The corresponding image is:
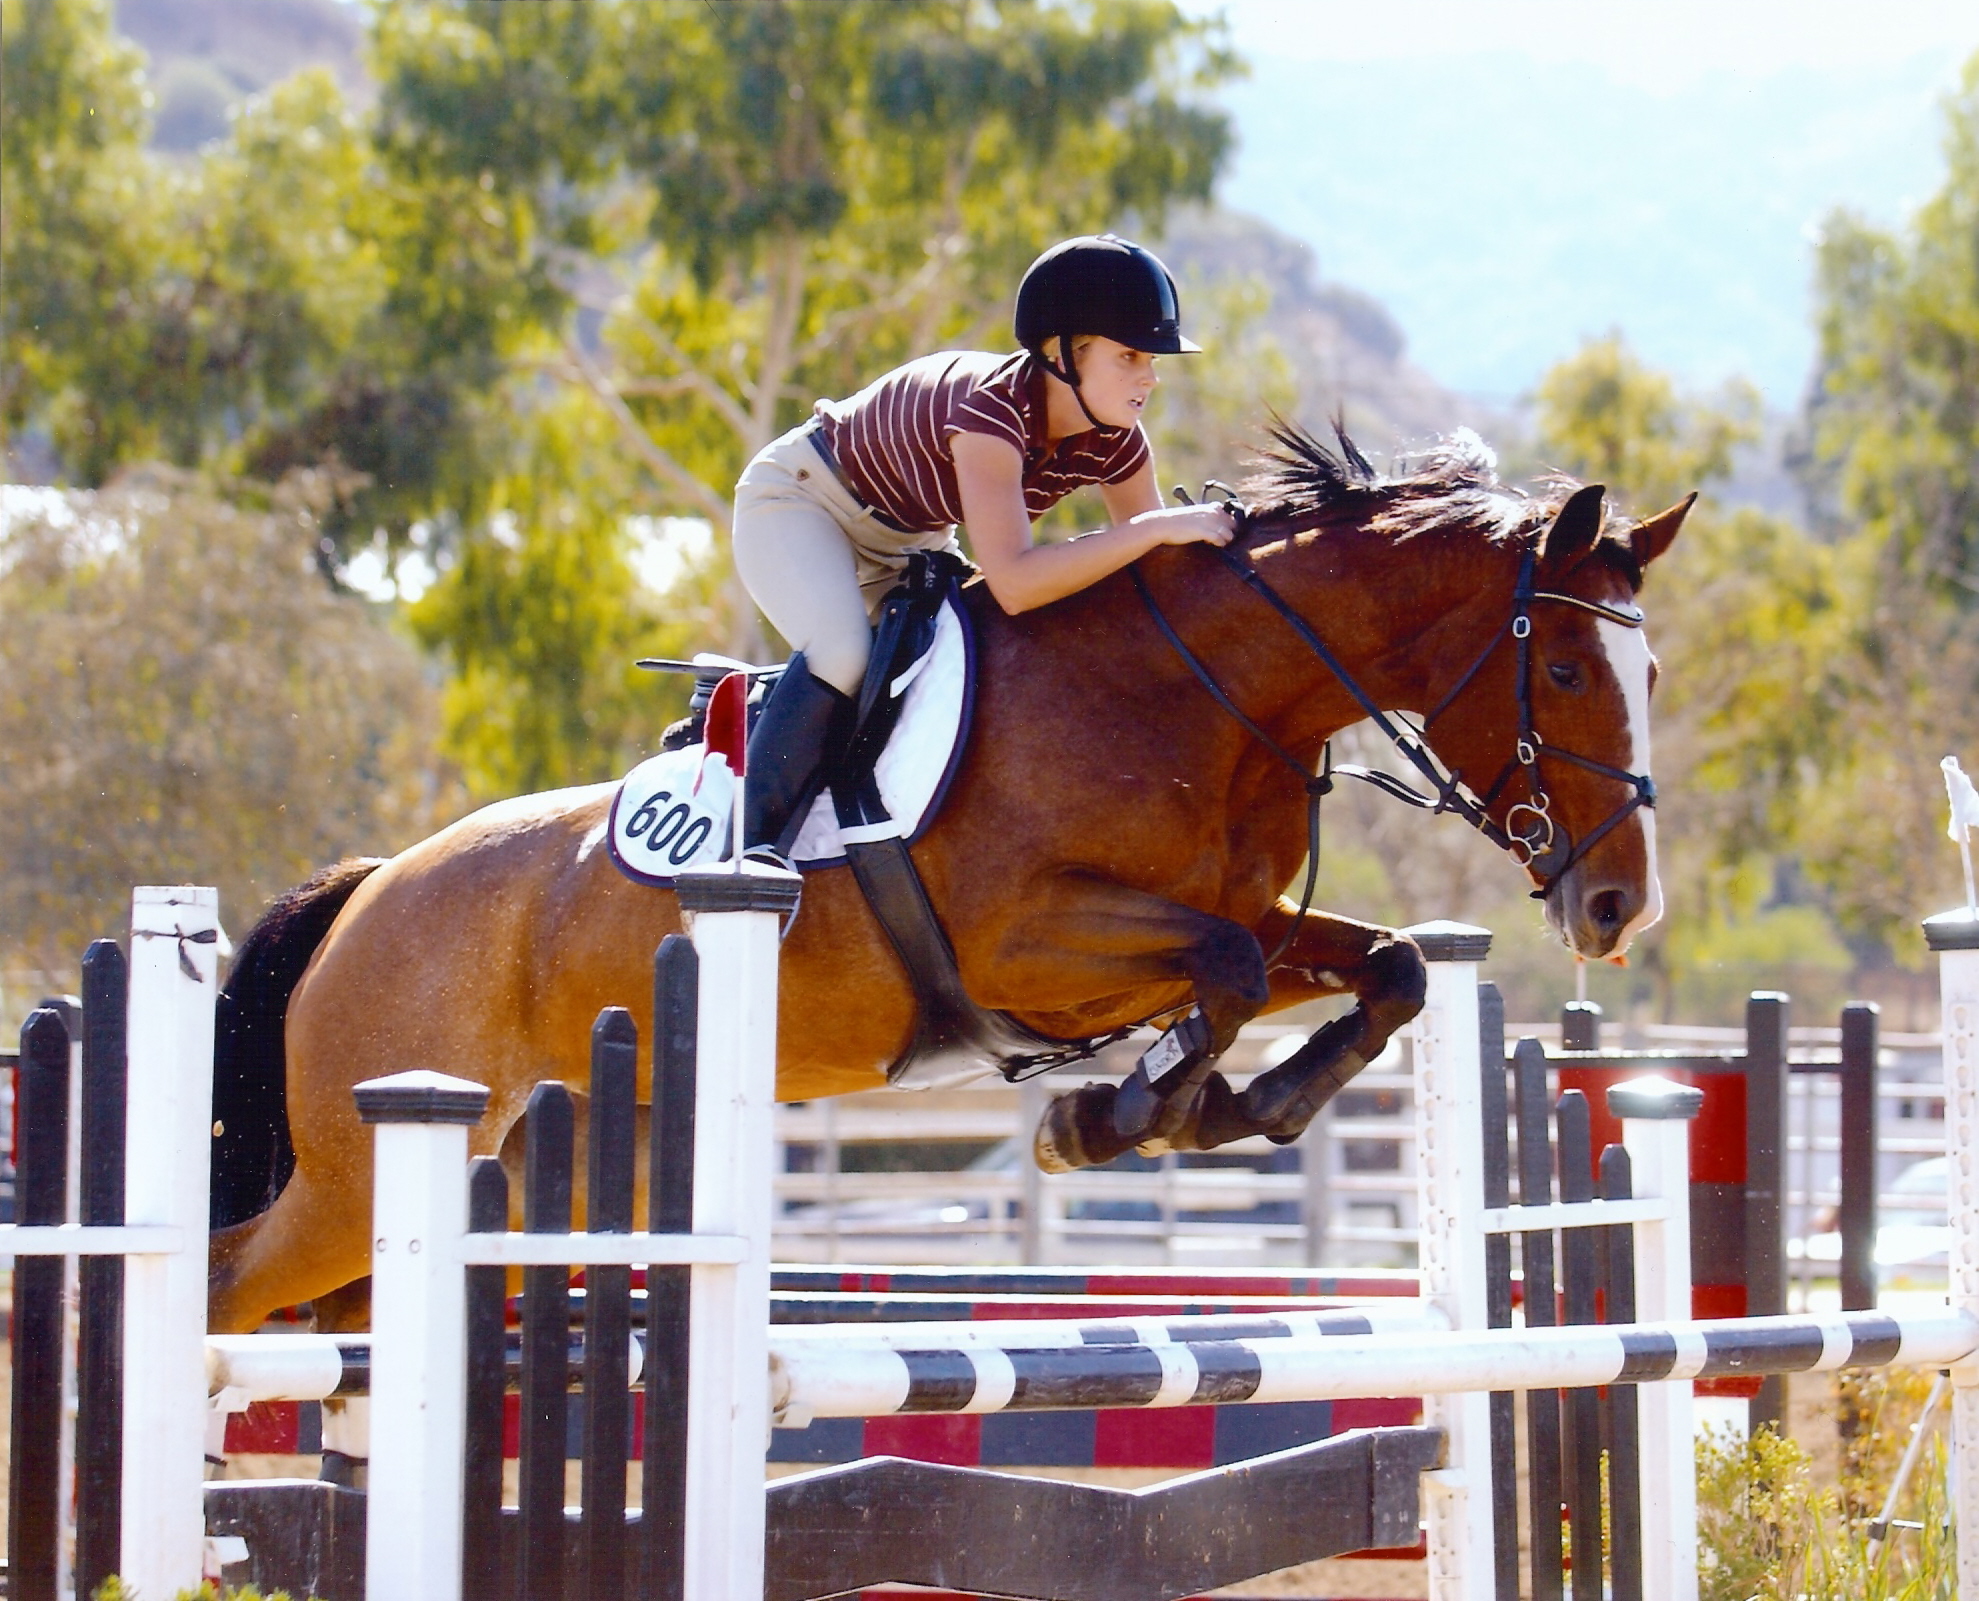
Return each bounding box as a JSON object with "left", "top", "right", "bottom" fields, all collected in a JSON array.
[
  {"left": 354, "top": 1071, "right": 489, "bottom": 1601},
  {"left": 1405, "top": 920, "right": 1494, "bottom": 1601},
  {"left": 676, "top": 865, "right": 803, "bottom": 1601},
  {"left": 1610, "top": 1075, "right": 1703, "bottom": 1601},
  {"left": 120, "top": 886, "right": 220, "bottom": 1594},
  {"left": 1929, "top": 907, "right": 1979, "bottom": 1601}
]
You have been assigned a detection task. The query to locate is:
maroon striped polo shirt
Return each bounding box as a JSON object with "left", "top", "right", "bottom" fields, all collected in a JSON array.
[{"left": 813, "top": 350, "right": 1149, "bottom": 537}]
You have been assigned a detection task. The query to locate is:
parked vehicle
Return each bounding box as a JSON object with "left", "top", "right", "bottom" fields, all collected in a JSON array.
[{"left": 1802, "top": 1155, "right": 1950, "bottom": 1271}]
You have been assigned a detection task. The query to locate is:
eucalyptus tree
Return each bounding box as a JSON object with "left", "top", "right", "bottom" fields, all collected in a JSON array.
[
  {"left": 1794, "top": 55, "right": 1979, "bottom": 955},
  {"left": 373, "top": 0, "right": 1237, "bottom": 655}
]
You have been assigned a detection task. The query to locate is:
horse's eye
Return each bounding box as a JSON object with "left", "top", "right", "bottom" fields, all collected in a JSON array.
[{"left": 1548, "top": 662, "right": 1584, "bottom": 692}]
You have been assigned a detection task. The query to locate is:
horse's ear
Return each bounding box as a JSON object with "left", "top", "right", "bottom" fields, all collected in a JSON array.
[
  {"left": 1540, "top": 484, "right": 1605, "bottom": 570},
  {"left": 1630, "top": 492, "right": 1695, "bottom": 572}
]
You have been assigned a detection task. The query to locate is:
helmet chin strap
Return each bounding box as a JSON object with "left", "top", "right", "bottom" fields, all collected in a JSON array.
[{"left": 1041, "top": 336, "right": 1108, "bottom": 431}]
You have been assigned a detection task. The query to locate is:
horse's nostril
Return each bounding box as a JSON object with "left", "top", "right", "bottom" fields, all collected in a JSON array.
[{"left": 1589, "top": 889, "right": 1629, "bottom": 932}]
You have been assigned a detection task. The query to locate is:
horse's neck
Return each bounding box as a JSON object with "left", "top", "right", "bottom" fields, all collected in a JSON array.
[{"left": 1163, "top": 522, "right": 1512, "bottom": 751}]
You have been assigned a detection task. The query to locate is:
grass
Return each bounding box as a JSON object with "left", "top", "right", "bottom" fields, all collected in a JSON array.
[{"left": 1698, "top": 1366, "right": 1956, "bottom": 1600}]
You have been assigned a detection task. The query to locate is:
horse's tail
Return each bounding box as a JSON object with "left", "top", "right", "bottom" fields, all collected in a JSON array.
[{"left": 211, "top": 856, "right": 385, "bottom": 1228}]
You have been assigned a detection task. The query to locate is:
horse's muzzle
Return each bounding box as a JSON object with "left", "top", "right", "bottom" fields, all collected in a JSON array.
[{"left": 1547, "top": 866, "right": 1659, "bottom": 960}]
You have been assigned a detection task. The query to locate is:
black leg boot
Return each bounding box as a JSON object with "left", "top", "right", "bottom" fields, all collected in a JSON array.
[{"left": 742, "top": 653, "right": 852, "bottom": 866}]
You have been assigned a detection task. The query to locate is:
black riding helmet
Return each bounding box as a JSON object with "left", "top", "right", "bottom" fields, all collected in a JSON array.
[{"left": 1014, "top": 234, "right": 1199, "bottom": 425}]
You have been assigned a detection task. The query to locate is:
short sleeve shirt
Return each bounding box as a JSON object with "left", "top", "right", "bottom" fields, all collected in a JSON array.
[{"left": 813, "top": 350, "right": 1149, "bottom": 537}]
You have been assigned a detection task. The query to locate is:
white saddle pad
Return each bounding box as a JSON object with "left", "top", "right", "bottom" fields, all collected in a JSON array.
[{"left": 607, "top": 597, "right": 971, "bottom": 885}]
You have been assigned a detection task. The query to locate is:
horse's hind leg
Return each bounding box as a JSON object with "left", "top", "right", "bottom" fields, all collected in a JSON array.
[
  {"left": 1156, "top": 913, "right": 1425, "bottom": 1153},
  {"left": 208, "top": 1168, "right": 374, "bottom": 1334}
]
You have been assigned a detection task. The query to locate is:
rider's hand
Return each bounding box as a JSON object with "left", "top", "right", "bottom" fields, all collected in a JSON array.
[{"left": 1136, "top": 504, "right": 1237, "bottom": 548}]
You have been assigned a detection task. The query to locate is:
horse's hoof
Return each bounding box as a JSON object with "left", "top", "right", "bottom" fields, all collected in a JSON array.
[{"left": 1033, "top": 1083, "right": 1120, "bottom": 1174}]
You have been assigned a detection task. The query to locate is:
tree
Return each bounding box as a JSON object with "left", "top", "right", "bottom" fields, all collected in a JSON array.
[
  {"left": 1798, "top": 57, "right": 1979, "bottom": 956},
  {"left": 405, "top": 391, "right": 723, "bottom": 799},
  {"left": 2, "top": 0, "right": 542, "bottom": 555},
  {"left": 0, "top": 472, "right": 460, "bottom": 983},
  {"left": 372, "top": 0, "right": 1238, "bottom": 657},
  {"left": 1529, "top": 336, "right": 1884, "bottom": 1018},
  {"left": 1, "top": 0, "right": 158, "bottom": 480},
  {"left": 1809, "top": 58, "right": 1979, "bottom": 598},
  {"left": 1533, "top": 334, "right": 1758, "bottom": 518}
]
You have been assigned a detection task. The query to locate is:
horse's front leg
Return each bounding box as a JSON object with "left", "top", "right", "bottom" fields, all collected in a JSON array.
[
  {"left": 1152, "top": 906, "right": 1425, "bottom": 1154},
  {"left": 1022, "top": 881, "right": 1270, "bottom": 1173}
]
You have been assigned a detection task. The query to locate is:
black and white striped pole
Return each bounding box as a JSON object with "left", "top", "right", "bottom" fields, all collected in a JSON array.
[
  {"left": 1927, "top": 906, "right": 1979, "bottom": 1599},
  {"left": 768, "top": 1306, "right": 1978, "bottom": 1421}
]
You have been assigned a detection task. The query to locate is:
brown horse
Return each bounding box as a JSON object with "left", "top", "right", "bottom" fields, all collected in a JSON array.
[{"left": 206, "top": 426, "right": 1688, "bottom": 1333}]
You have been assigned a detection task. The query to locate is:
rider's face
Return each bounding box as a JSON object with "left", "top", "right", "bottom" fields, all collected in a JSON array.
[{"left": 1065, "top": 336, "right": 1158, "bottom": 429}]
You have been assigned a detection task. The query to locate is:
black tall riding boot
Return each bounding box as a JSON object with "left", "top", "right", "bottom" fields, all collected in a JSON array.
[{"left": 742, "top": 653, "right": 851, "bottom": 862}]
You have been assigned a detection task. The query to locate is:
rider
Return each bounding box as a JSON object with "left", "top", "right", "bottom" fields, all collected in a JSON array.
[{"left": 732, "top": 232, "right": 1236, "bottom": 865}]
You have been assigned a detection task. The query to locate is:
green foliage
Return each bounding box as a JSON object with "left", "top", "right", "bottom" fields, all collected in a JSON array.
[
  {"left": 1536, "top": 333, "right": 1759, "bottom": 517},
  {"left": 1, "top": 0, "right": 161, "bottom": 479},
  {"left": 1786, "top": 56, "right": 1979, "bottom": 956},
  {"left": 1698, "top": 1374, "right": 1956, "bottom": 1601},
  {"left": 0, "top": 472, "right": 458, "bottom": 985},
  {"left": 1810, "top": 57, "right": 1979, "bottom": 599},
  {"left": 370, "top": 0, "right": 1236, "bottom": 657},
  {"left": 1529, "top": 123, "right": 1978, "bottom": 984},
  {"left": 1, "top": 0, "right": 539, "bottom": 549},
  {"left": 407, "top": 394, "right": 715, "bottom": 799}
]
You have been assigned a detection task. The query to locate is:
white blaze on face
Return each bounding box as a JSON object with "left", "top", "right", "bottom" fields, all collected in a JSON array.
[{"left": 1597, "top": 617, "right": 1662, "bottom": 944}]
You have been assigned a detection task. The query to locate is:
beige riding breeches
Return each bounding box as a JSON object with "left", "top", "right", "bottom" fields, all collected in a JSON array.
[{"left": 732, "top": 423, "right": 961, "bottom": 695}]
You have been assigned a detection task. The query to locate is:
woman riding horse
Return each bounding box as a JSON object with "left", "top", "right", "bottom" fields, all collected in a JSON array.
[
  {"left": 733, "top": 233, "right": 1235, "bottom": 867},
  {"left": 204, "top": 375, "right": 1690, "bottom": 1336}
]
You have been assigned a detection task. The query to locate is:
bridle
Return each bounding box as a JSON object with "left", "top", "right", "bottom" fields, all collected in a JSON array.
[
  {"left": 1413, "top": 538, "right": 1657, "bottom": 882},
  {"left": 1131, "top": 511, "right": 1657, "bottom": 959}
]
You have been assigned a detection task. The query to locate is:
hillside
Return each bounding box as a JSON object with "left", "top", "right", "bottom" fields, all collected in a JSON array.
[
  {"left": 114, "top": 0, "right": 365, "bottom": 151},
  {"left": 1156, "top": 207, "right": 1480, "bottom": 458}
]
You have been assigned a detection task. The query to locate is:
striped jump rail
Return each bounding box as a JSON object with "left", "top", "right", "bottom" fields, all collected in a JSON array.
[
  {"left": 208, "top": 1305, "right": 1446, "bottom": 1404},
  {"left": 769, "top": 1308, "right": 1979, "bottom": 1422}
]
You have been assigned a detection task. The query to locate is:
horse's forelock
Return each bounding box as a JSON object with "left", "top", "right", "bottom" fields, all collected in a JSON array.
[{"left": 1594, "top": 531, "right": 1646, "bottom": 592}]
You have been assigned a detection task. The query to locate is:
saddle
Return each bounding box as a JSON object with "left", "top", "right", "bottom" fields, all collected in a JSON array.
[{"left": 634, "top": 552, "right": 1112, "bottom": 1089}]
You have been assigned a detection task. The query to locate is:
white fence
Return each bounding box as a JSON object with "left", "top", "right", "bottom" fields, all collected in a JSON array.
[
  {"left": 770, "top": 1017, "right": 1950, "bottom": 1280},
  {"left": 6, "top": 888, "right": 1978, "bottom": 1600}
]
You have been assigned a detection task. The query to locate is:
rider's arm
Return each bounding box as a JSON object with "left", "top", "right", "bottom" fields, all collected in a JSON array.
[
  {"left": 1100, "top": 458, "right": 1165, "bottom": 522},
  {"left": 952, "top": 432, "right": 1232, "bottom": 616}
]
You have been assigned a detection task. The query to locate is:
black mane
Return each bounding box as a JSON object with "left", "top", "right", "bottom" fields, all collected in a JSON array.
[{"left": 1240, "top": 418, "right": 1557, "bottom": 544}]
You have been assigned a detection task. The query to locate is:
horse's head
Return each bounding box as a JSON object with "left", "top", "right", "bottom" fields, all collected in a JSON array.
[
  {"left": 1237, "top": 423, "right": 1690, "bottom": 961},
  {"left": 1422, "top": 482, "right": 1691, "bottom": 958}
]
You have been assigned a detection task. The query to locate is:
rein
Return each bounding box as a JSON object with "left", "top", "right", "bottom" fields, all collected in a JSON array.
[{"left": 1131, "top": 521, "right": 1657, "bottom": 958}]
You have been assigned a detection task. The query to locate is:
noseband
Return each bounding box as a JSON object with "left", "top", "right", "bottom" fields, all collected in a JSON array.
[{"left": 1131, "top": 527, "right": 1657, "bottom": 934}]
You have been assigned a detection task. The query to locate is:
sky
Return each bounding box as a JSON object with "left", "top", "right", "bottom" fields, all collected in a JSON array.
[{"left": 1189, "top": 0, "right": 1978, "bottom": 407}]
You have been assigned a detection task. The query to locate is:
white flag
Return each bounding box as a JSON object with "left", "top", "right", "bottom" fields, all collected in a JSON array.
[{"left": 1945, "top": 756, "right": 1979, "bottom": 842}]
